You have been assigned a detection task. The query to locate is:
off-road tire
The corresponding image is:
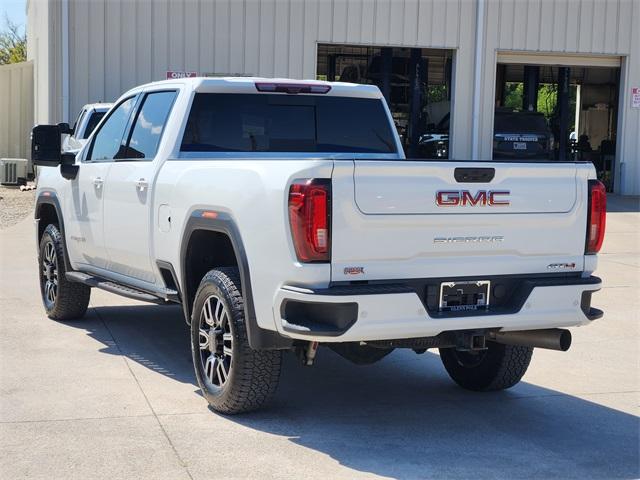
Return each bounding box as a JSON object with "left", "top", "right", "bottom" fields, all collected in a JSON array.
[
  {"left": 439, "top": 342, "right": 533, "bottom": 391},
  {"left": 38, "top": 224, "right": 91, "bottom": 320},
  {"left": 191, "top": 267, "right": 282, "bottom": 414}
]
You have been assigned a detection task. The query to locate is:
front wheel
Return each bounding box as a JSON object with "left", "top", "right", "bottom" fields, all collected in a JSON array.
[
  {"left": 439, "top": 342, "right": 533, "bottom": 391},
  {"left": 38, "top": 224, "right": 90, "bottom": 320},
  {"left": 190, "top": 267, "right": 282, "bottom": 414}
]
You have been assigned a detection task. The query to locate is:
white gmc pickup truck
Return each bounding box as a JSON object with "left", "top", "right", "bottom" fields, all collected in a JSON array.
[{"left": 32, "top": 77, "right": 606, "bottom": 414}]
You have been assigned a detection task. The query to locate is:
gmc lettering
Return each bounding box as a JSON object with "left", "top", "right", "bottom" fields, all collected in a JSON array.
[{"left": 436, "top": 190, "right": 511, "bottom": 207}]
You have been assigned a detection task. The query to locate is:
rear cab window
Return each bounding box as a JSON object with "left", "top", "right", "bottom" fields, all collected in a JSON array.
[{"left": 180, "top": 93, "right": 397, "bottom": 154}]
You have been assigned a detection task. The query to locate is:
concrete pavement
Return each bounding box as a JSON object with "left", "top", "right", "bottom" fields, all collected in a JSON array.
[{"left": 1, "top": 196, "right": 638, "bottom": 479}]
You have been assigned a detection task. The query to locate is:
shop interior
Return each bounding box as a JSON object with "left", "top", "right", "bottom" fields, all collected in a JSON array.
[
  {"left": 316, "top": 46, "right": 621, "bottom": 191},
  {"left": 494, "top": 63, "right": 620, "bottom": 190}
]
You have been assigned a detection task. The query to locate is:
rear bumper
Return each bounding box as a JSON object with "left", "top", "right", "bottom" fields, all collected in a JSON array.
[{"left": 273, "top": 275, "right": 602, "bottom": 342}]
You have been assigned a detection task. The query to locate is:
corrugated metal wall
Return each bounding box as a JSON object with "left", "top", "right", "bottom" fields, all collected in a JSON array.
[
  {"left": 0, "top": 61, "right": 34, "bottom": 159},
  {"left": 32, "top": 0, "right": 639, "bottom": 194},
  {"left": 68, "top": 0, "right": 471, "bottom": 107},
  {"left": 66, "top": 0, "right": 477, "bottom": 159}
]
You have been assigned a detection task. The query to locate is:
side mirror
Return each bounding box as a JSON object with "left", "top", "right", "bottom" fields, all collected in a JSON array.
[
  {"left": 31, "top": 124, "right": 62, "bottom": 167},
  {"left": 58, "top": 122, "right": 73, "bottom": 135},
  {"left": 60, "top": 152, "right": 79, "bottom": 180}
]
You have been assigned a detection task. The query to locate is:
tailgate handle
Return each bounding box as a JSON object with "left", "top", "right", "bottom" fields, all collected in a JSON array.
[{"left": 454, "top": 168, "right": 495, "bottom": 183}]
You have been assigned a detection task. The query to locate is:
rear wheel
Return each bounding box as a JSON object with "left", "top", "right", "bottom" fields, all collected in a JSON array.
[
  {"left": 38, "top": 224, "right": 91, "bottom": 320},
  {"left": 439, "top": 342, "right": 533, "bottom": 391},
  {"left": 190, "top": 267, "right": 282, "bottom": 414}
]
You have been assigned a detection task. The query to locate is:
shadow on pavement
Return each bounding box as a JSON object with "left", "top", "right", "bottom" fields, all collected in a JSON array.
[
  {"left": 73, "top": 304, "right": 639, "bottom": 479},
  {"left": 70, "top": 304, "right": 197, "bottom": 385}
]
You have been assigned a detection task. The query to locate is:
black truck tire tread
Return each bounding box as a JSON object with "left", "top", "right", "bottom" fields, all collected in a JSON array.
[
  {"left": 192, "top": 267, "right": 282, "bottom": 414},
  {"left": 483, "top": 344, "right": 534, "bottom": 391},
  {"left": 39, "top": 224, "right": 91, "bottom": 320},
  {"left": 439, "top": 342, "right": 533, "bottom": 392}
]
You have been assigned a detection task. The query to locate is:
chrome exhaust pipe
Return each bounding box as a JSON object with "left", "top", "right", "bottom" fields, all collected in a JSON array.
[{"left": 490, "top": 329, "right": 572, "bottom": 351}]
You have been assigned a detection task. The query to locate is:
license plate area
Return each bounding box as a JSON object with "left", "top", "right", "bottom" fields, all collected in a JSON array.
[{"left": 439, "top": 281, "right": 490, "bottom": 312}]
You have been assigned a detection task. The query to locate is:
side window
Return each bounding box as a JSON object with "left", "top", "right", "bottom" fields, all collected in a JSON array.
[
  {"left": 88, "top": 97, "right": 136, "bottom": 161},
  {"left": 82, "top": 111, "right": 107, "bottom": 139},
  {"left": 123, "top": 91, "right": 177, "bottom": 160}
]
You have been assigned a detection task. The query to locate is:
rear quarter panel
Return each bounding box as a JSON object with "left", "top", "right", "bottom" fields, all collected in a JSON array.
[{"left": 154, "top": 159, "right": 333, "bottom": 332}]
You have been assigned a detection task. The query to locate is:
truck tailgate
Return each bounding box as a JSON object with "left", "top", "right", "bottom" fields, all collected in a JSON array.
[{"left": 331, "top": 160, "right": 590, "bottom": 282}]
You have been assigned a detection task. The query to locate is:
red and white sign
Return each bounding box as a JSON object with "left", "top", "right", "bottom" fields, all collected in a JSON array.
[
  {"left": 632, "top": 87, "right": 640, "bottom": 109},
  {"left": 166, "top": 71, "right": 198, "bottom": 80}
]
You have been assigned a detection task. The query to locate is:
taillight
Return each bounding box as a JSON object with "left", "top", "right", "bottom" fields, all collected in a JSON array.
[
  {"left": 288, "top": 179, "right": 331, "bottom": 262},
  {"left": 586, "top": 179, "right": 606, "bottom": 254}
]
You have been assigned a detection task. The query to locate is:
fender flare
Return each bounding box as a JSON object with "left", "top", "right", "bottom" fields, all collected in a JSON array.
[
  {"left": 34, "top": 191, "right": 73, "bottom": 272},
  {"left": 180, "top": 210, "right": 293, "bottom": 351}
]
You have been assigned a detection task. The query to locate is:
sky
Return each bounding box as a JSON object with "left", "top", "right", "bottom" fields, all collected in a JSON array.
[{"left": 1, "top": 0, "right": 27, "bottom": 33}]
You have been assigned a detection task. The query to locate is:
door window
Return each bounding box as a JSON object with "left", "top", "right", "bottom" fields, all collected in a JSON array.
[
  {"left": 87, "top": 97, "right": 136, "bottom": 161},
  {"left": 123, "top": 91, "right": 177, "bottom": 159},
  {"left": 82, "top": 111, "right": 107, "bottom": 139}
]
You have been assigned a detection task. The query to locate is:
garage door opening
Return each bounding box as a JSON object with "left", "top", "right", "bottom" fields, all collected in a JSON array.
[
  {"left": 494, "top": 63, "right": 620, "bottom": 191},
  {"left": 317, "top": 44, "right": 454, "bottom": 159}
]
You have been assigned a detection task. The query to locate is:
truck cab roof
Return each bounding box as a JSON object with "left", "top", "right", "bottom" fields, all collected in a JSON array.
[
  {"left": 81, "top": 102, "right": 113, "bottom": 112},
  {"left": 123, "top": 77, "right": 383, "bottom": 99}
]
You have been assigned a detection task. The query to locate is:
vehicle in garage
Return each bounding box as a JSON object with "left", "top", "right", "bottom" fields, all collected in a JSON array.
[
  {"left": 492, "top": 110, "right": 554, "bottom": 160},
  {"left": 31, "top": 77, "right": 605, "bottom": 414},
  {"left": 419, "top": 109, "right": 555, "bottom": 161},
  {"left": 419, "top": 113, "right": 449, "bottom": 159}
]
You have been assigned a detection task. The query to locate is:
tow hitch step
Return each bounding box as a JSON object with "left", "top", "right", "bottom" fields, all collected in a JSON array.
[{"left": 66, "top": 271, "right": 176, "bottom": 305}]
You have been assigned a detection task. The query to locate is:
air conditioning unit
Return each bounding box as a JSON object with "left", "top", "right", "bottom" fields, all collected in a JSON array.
[{"left": 1, "top": 158, "right": 29, "bottom": 185}]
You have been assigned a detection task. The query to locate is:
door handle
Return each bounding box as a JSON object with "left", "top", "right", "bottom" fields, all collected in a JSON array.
[
  {"left": 136, "top": 178, "right": 149, "bottom": 191},
  {"left": 92, "top": 177, "right": 103, "bottom": 188}
]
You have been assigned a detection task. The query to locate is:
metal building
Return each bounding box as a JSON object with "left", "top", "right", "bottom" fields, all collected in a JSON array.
[
  {"left": 26, "top": 0, "right": 640, "bottom": 195},
  {"left": 0, "top": 61, "right": 33, "bottom": 161}
]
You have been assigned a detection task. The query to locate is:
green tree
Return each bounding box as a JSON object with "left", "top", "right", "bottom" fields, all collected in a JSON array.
[
  {"left": 503, "top": 82, "right": 523, "bottom": 111},
  {"left": 502, "top": 82, "right": 559, "bottom": 122},
  {"left": 537, "top": 84, "right": 557, "bottom": 120},
  {"left": 0, "top": 17, "right": 26, "bottom": 65},
  {"left": 426, "top": 85, "right": 448, "bottom": 104}
]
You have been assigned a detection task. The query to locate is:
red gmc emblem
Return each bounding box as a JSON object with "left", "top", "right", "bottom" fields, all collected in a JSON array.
[{"left": 436, "top": 190, "right": 510, "bottom": 207}]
